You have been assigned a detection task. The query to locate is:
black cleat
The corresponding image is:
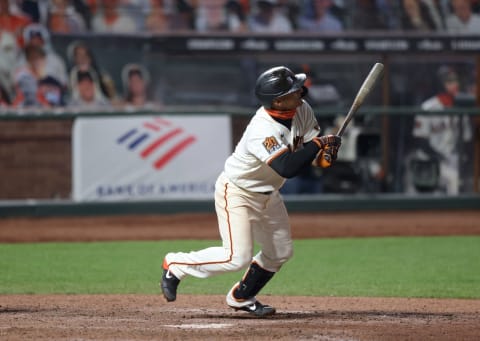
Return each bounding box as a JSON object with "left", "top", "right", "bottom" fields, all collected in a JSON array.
[
  {"left": 231, "top": 300, "right": 276, "bottom": 317},
  {"left": 161, "top": 266, "right": 180, "bottom": 302}
]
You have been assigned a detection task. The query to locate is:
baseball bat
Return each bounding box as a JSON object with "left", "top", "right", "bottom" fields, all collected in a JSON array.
[
  {"left": 317, "top": 63, "right": 384, "bottom": 168},
  {"left": 337, "top": 62, "right": 384, "bottom": 137}
]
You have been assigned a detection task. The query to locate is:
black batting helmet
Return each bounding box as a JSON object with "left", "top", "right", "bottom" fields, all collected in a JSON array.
[{"left": 255, "top": 66, "right": 307, "bottom": 108}]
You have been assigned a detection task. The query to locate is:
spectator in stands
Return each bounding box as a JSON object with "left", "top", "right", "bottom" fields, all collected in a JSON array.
[
  {"left": 21, "top": 0, "right": 49, "bottom": 26},
  {"left": 445, "top": 0, "right": 480, "bottom": 33},
  {"left": 297, "top": 0, "right": 344, "bottom": 32},
  {"left": 21, "top": 24, "right": 68, "bottom": 87},
  {"left": 91, "top": 0, "right": 137, "bottom": 33},
  {"left": 248, "top": 0, "right": 293, "bottom": 33},
  {"left": 350, "top": 0, "right": 399, "bottom": 30},
  {"left": 69, "top": 69, "right": 111, "bottom": 108},
  {"left": 121, "top": 63, "right": 162, "bottom": 110},
  {"left": 13, "top": 43, "right": 60, "bottom": 107},
  {"left": 400, "top": 0, "right": 445, "bottom": 31},
  {"left": 217, "top": 0, "right": 248, "bottom": 32},
  {"left": 37, "top": 75, "right": 67, "bottom": 107},
  {"left": 194, "top": 0, "right": 226, "bottom": 31},
  {"left": 144, "top": 0, "right": 197, "bottom": 32},
  {"left": 145, "top": 0, "right": 173, "bottom": 33},
  {"left": 277, "top": 0, "right": 302, "bottom": 29},
  {"left": 171, "top": 0, "right": 196, "bottom": 30},
  {"left": 22, "top": 0, "right": 92, "bottom": 28},
  {"left": 67, "top": 40, "right": 118, "bottom": 101},
  {"left": 47, "top": 0, "right": 88, "bottom": 33},
  {"left": 0, "top": 30, "right": 19, "bottom": 107},
  {"left": 408, "top": 65, "right": 473, "bottom": 195},
  {"left": 0, "top": 0, "right": 32, "bottom": 45},
  {"left": 121, "top": 0, "right": 151, "bottom": 31}
]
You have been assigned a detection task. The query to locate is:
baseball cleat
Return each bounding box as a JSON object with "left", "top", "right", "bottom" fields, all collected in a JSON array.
[
  {"left": 160, "top": 260, "right": 180, "bottom": 302},
  {"left": 230, "top": 300, "right": 276, "bottom": 317}
]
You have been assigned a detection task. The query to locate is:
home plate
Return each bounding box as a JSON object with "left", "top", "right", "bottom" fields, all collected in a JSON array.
[{"left": 163, "top": 323, "right": 233, "bottom": 329}]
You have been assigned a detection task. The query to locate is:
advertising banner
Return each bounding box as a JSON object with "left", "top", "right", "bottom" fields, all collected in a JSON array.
[{"left": 73, "top": 115, "right": 231, "bottom": 201}]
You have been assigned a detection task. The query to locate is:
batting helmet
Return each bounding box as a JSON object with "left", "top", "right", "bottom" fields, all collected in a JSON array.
[{"left": 255, "top": 66, "right": 307, "bottom": 108}]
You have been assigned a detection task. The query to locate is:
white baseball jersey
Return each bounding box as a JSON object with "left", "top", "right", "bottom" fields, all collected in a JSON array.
[
  {"left": 224, "top": 100, "right": 320, "bottom": 192},
  {"left": 415, "top": 95, "right": 472, "bottom": 156}
]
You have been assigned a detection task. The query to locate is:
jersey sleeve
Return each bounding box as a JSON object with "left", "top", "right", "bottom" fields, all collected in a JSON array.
[{"left": 247, "top": 125, "right": 289, "bottom": 164}]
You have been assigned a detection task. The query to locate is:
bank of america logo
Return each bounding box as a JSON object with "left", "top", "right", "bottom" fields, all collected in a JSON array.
[{"left": 116, "top": 117, "right": 196, "bottom": 170}]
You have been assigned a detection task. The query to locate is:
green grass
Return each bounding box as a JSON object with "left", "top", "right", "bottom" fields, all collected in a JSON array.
[{"left": 0, "top": 236, "right": 479, "bottom": 298}]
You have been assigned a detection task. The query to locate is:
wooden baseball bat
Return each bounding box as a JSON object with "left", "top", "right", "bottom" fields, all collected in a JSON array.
[
  {"left": 318, "top": 63, "right": 384, "bottom": 168},
  {"left": 337, "top": 62, "right": 384, "bottom": 137}
]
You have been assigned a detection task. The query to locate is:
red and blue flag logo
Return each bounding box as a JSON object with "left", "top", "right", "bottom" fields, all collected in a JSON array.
[{"left": 116, "top": 117, "right": 196, "bottom": 170}]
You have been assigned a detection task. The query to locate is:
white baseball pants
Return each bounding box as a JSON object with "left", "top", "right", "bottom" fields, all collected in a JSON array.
[{"left": 164, "top": 172, "right": 293, "bottom": 280}]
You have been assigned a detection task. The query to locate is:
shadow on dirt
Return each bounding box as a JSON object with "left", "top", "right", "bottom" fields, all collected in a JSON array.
[{"left": 192, "top": 310, "right": 457, "bottom": 321}]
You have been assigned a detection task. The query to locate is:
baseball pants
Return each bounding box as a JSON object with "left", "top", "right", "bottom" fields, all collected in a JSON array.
[{"left": 164, "top": 172, "right": 293, "bottom": 280}]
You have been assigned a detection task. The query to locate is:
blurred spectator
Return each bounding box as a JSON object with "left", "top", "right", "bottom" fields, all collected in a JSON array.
[
  {"left": 69, "top": 69, "right": 111, "bottom": 108},
  {"left": 350, "top": 0, "right": 399, "bottom": 30},
  {"left": 194, "top": 0, "right": 227, "bottom": 31},
  {"left": 120, "top": 0, "right": 151, "bottom": 31},
  {"left": 248, "top": 0, "right": 293, "bottom": 33},
  {"left": 145, "top": 0, "right": 173, "bottom": 33},
  {"left": 22, "top": 0, "right": 92, "bottom": 28},
  {"left": 72, "top": 0, "right": 94, "bottom": 29},
  {"left": 91, "top": 0, "right": 137, "bottom": 33},
  {"left": 172, "top": 0, "right": 196, "bottom": 30},
  {"left": 408, "top": 65, "right": 473, "bottom": 195},
  {"left": 297, "top": 0, "right": 344, "bottom": 32},
  {"left": 21, "top": 0, "right": 49, "bottom": 26},
  {"left": 21, "top": 24, "right": 68, "bottom": 86},
  {"left": 400, "top": 0, "right": 445, "bottom": 31},
  {"left": 217, "top": 0, "right": 248, "bottom": 32},
  {"left": 37, "top": 75, "right": 67, "bottom": 107},
  {"left": 0, "top": 30, "right": 19, "bottom": 106},
  {"left": 277, "top": 0, "right": 301, "bottom": 29},
  {"left": 47, "top": 0, "right": 88, "bottom": 33},
  {"left": 13, "top": 43, "right": 63, "bottom": 107},
  {"left": 445, "top": 0, "right": 480, "bottom": 33},
  {"left": 66, "top": 40, "right": 118, "bottom": 101},
  {"left": 121, "top": 63, "right": 162, "bottom": 109},
  {"left": 0, "top": 0, "right": 32, "bottom": 44}
]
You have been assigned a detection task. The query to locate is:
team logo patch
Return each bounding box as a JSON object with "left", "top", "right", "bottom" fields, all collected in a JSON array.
[{"left": 263, "top": 136, "right": 281, "bottom": 154}]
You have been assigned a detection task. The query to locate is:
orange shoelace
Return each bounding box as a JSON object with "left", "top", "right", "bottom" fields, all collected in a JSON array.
[{"left": 266, "top": 108, "right": 296, "bottom": 120}]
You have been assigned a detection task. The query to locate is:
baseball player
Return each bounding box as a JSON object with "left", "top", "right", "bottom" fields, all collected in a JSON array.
[
  {"left": 409, "top": 66, "right": 473, "bottom": 195},
  {"left": 161, "top": 66, "right": 341, "bottom": 317}
]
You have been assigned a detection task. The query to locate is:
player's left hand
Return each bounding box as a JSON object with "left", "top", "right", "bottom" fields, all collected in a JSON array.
[{"left": 317, "top": 134, "right": 341, "bottom": 148}]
